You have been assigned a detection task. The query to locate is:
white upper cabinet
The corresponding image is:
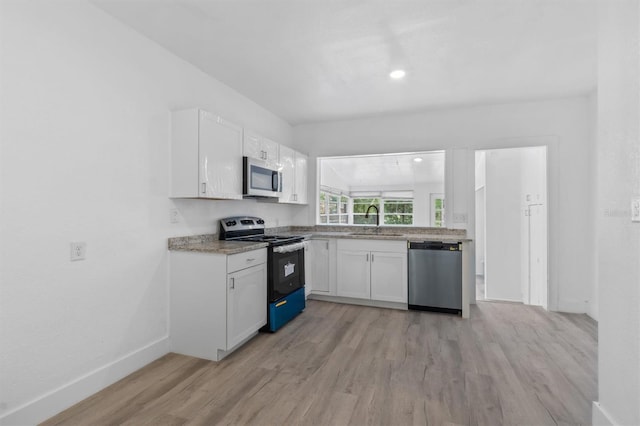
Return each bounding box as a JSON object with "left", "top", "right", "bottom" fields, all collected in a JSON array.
[
  {"left": 294, "top": 151, "right": 308, "bottom": 204},
  {"left": 243, "top": 130, "right": 279, "bottom": 167},
  {"left": 279, "top": 144, "right": 308, "bottom": 205},
  {"left": 279, "top": 144, "right": 295, "bottom": 202},
  {"left": 171, "top": 109, "right": 243, "bottom": 200}
]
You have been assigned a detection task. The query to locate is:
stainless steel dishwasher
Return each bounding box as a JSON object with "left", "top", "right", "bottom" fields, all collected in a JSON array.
[{"left": 408, "top": 241, "right": 462, "bottom": 315}]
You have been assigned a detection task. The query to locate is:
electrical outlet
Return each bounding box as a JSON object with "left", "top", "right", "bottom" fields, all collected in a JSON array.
[
  {"left": 453, "top": 213, "right": 467, "bottom": 223},
  {"left": 632, "top": 198, "right": 640, "bottom": 222},
  {"left": 169, "top": 208, "right": 180, "bottom": 224},
  {"left": 70, "top": 242, "right": 86, "bottom": 261}
]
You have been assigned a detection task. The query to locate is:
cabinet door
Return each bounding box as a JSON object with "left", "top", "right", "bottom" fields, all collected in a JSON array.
[
  {"left": 262, "top": 137, "right": 279, "bottom": 166},
  {"left": 294, "top": 152, "right": 308, "bottom": 204},
  {"left": 199, "top": 111, "right": 243, "bottom": 199},
  {"left": 370, "top": 251, "right": 408, "bottom": 303},
  {"left": 309, "top": 240, "right": 330, "bottom": 293},
  {"left": 227, "top": 263, "right": 267, "bottom": 349},
  {"left": 242, "top": 130, "right": 263, "bottom": 160},
  {"left": 278, "top": 144, "right": 295, "bottom": 203},
  {"left": 337, "top": 250, "right": 370, "bottom": 299}
]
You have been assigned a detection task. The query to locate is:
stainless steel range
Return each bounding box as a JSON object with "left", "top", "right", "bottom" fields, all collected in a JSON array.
[{"left": 219, "top": 216, "right": 306, "bottom": 332}]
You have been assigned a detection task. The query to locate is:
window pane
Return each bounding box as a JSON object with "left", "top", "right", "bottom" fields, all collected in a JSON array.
[
  {"left": 384, "top": 214, "right": 413, "bottom": 225},
  {"left": 328, "top": 215, "right": 339, "bottom": 224},
  {"left": 319, "top": 192, "right": 327, "bottom": 215},
  {"left": 353, "top": 214, "right": 376, "bottom": 225},
  {"left": 339, "top": 216, "right": 348, "bottom": 224},
  {"left": 340, "top": 197, "right": 348, "bottom": 214},
  {"left": 320, "top": 216, "right": 327, "bottom": 223},
  {"left": 352, "top": 198, "right": 380, "bottom": 217},
  {"left": 328, "top": 195, "right": 338, "bottom": 214}
]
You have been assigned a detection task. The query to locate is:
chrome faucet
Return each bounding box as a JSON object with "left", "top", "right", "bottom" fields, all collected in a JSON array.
[{"left": 365, "top": 205, "right": 380, "bottom": 227}]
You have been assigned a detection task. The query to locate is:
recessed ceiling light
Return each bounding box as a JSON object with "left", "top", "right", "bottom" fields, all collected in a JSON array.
[
  {"left": 390, "top": 69, "right": 406, "bottom": 79},
  {"left": 413, "top": 157, "right": 423, "bottom": 163}
]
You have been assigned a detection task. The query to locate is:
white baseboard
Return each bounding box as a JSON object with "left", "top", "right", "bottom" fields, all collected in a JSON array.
[
  {"left": 308, "top": 294, "right": 408, "bottom": 310},
  {"left": 557, "top": 299, "right": 589, "bottom": 314},
  {"left": 592, "top": 401, "right": 618, "bottom": 426},
  {"left": 0, "top": 336, "right": 170, "bottom": 426}
]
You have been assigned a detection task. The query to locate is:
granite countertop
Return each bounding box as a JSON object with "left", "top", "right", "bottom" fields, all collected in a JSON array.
[
  {"left": 282, "top": 226, "right": 471, "bottom": 242},
  {"left": 168, "top": 226, "right": 470, "bottom": 255},
  {"left": 168, "top": 234, "right": 268, "bottom": 255}
]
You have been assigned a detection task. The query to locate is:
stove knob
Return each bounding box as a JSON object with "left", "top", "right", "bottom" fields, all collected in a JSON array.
[
  {"left": 226, "top": 221, "right": 236, "bottom": 227},
  {"left": 257, "top": 219, "right": 265, "bottom": 224}
]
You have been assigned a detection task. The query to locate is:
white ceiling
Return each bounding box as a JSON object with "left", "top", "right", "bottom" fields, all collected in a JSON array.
[
  {"left": 93, "top": 0, "right": 597, "bottom": 125},
  {"left": 321, "top": 151, "right": 445, "bottom": 189}
]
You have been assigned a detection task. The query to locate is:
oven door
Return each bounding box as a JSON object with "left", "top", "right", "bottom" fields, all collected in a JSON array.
[{"left": 269, "top": 243, "right": 305, "bottom": 302}]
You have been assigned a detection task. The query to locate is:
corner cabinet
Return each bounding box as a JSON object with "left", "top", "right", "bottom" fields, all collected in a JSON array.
[
  {"left": 170, "top": 248, "right": 267, "bottom": 361},
  {"left": 336, "top": 239, "right": 407, "bottom": 303},
  {"left": 171, "top": 108, "right": 243, "bottom": 199},
  {"left": 279, "top": 144, "right": 308, "bottom": 204}
]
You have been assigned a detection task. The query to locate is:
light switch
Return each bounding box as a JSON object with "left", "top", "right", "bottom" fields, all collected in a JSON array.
[
  {"left": 632, "top": 198, "right": 640, "bottom": 222},
  {"left": 169, "top": 208, "right": 180, "bottom": 224}
]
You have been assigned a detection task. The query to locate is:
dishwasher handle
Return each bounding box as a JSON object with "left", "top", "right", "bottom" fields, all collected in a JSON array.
[{"left": 409, "top": 241, "right": 461, "bottom": 251}]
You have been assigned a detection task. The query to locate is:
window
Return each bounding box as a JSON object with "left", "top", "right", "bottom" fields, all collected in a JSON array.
[
  {"left": 383, "top": 199, "right": 413, "bottom": 225},
  {"left": 351, "top": 198, "right": 414, "bottom": 226},
  {"left": 352, "top": 198, "right": 380, "bottom": 225},
  {"left": 430, "top": 194, "right": 445, "bottom": 227},
  {"left": 319, "top": 191, "right": 349, "bottom": 224}
]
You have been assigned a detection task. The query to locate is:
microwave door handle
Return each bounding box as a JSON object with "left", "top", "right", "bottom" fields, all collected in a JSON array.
[{"left": 272, "top": 171, "right": 279, "bottom": 192}]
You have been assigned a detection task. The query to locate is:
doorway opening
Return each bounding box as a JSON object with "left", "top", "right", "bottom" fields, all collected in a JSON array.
[{"left": 475, "top": 147, "right": 548, "bottom": 308}]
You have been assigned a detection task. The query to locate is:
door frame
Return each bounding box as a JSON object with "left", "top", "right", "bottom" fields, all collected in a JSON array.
[{"left": 470, "top": 139, "right": 553, "bottom": 310}]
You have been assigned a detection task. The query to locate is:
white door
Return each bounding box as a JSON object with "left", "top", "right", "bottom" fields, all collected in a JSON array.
[
  {"left": 336, "top": 250, "right": 370, "bottom": 299},
  {"left": 278, "top": 144, "right": 295, "bottom": 203},
  {"left": 199, "top": 111, "right": 243, "bottom": 199},
  {"left": 227, "top": 263, "right": 267, "bottom": 349},
  {"left": 370, "top": 251, "right": 407, "bottom": 303},
  {"left": 309, "top": 240, "right": 330, "bottom": 293},
  {"left": 294, "top": 152, "right": 308, "bottom": 204},
  {"left": 528, "top": 204, "right": 547, "bottom": 308}
]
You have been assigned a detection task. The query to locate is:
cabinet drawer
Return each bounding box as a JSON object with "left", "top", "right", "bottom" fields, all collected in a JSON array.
[{"left": 227, "top": 248, "right": 267, "bottom": 273}]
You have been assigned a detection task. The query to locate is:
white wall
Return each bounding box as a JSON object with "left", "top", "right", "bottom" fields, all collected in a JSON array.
[
  {"left": 0, "top": 1, "right": 293, "bottom": 423},
  {"left": 593, "top": 1, "right": 640, "bottom": 424},
  {"left": 293, "top": 97, "right": 594, "bottom": 313}
]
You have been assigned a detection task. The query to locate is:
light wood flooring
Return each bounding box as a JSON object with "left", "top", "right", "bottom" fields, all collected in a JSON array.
[{"left": 43, "top": 300, "right": 597, "bottom": 426}]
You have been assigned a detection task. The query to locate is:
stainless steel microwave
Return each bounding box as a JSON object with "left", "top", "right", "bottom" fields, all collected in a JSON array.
[{"left": 243, "top": 156, "right": 282, "bottom": 198}]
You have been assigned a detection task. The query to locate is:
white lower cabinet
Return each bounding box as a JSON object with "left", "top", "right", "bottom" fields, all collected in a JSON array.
[
  {"left": 170, "top": 248, "right": 267, "bottom": 361},
  {"left": 227, "top": 263, "right": 267, "bottom": 349},
  {"left": 336, "top": 250, "right": 370, "bottom": 299},
  {"left": 307, "top": 239, "right": 331, "bottom": 294},
  {"left": 307, "top": 239, "right": 338, "bottom": 296},
  {"left": 336, "top": 239, "right": 407, "bottom": 303}
]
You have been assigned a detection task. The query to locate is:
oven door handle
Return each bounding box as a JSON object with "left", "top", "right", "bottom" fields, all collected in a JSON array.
[{"left": 272, "top": 241, "right": 308, "bottom": 253}]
